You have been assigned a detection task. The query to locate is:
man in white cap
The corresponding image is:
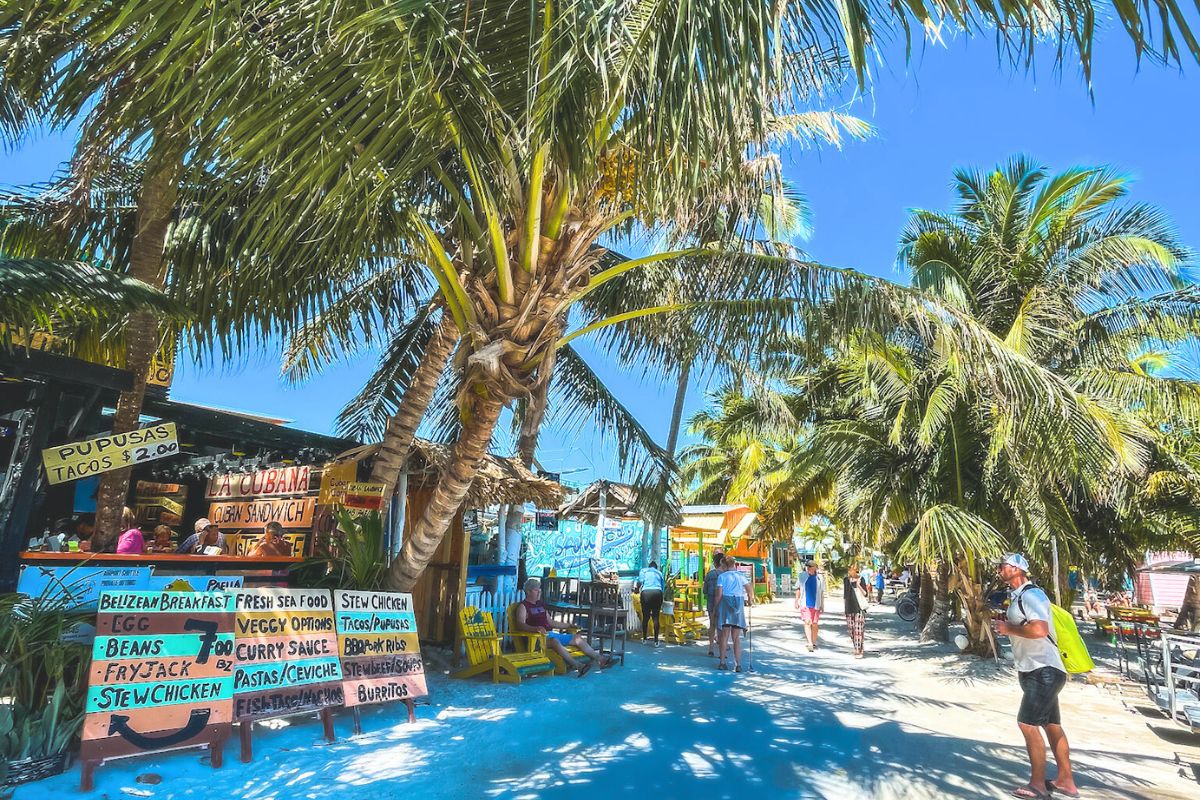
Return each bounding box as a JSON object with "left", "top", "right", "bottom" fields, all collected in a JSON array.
[
  {"left": 993, "top": 554, "right": 1077, "bottom": 799},
  {"left": 177, "top": 518, "right": 229, "bottom": 555}
]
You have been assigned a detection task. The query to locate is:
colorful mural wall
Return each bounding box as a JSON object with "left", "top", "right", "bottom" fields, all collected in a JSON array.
[{"left": 523, "top": 519, "right": 668, "bottom": 578}]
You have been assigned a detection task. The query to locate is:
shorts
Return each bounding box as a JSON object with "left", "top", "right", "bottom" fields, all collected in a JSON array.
[
  {"left": 547, "top": 632, "right": 574, "bottom": 646},
  {"left": 718, "top": 596, "right": 747, "bottom": 629},
  {"left": 1017, "top": 667, "right": 1067, "bottom": 726},
  {"left": 799, "top": 606, "right": 822, "bottom": 623}
]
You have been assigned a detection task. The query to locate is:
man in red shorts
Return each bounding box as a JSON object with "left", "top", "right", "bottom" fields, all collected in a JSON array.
[{"left": 794, "top": 560, "right": 825, "bottom": 651}]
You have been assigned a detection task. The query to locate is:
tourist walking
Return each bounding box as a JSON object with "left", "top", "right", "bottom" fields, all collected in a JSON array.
[
  {"left": 794, "top": 560, "right": 825, "bottom": 651},
  {"left": 843, "top": 564, "right": 869, "bottom": 658},
  {"left": 874, "top": 567, "right": 886, "bottom": 603},
  {"left": 713, "top": 558, "right": 750, "bottom": 672},
  {"left": 992, "top": 554, "right": 1077, "bottom": 799},
  {"left": 704, "top": 551, "right": 724, "bottom": 656},
  {"left": 635, "top": 560, "right": 666, "bottom": 646}
]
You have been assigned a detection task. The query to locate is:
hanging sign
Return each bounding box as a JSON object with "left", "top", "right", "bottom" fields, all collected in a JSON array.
[
  {"left": 135, "top": 481, "right": 188, "bottom": 527},
  {"left": 79, "top": 591, "right": 235, "bottom": 785},
  {"left": 333, "top": 590, "right": 427, "bottom": 707},
  {"left": 338, "top": 482, "right": 386, "bottom": 517},
  {"left": 42, "top": 423, "right": 179, "bottom": 485},
  {"left": 232, "top": 589, "right": 344, "bottom": 722},
  {"left": 317, "top": 461, "right": 358, "bottom": 505},
  {"left": 205, "top": 465, "right": 312, "bottom": 500},
  {"left": 535, "top": 510, "right": 558, "bottom": 531},
  {"left": 208, "top": 496, "right": 315, "bottom": 530}
]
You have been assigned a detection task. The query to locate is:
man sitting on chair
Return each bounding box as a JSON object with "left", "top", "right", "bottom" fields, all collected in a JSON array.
[{"left": 514, "top": 578, "right": 610, "bottom": 676}]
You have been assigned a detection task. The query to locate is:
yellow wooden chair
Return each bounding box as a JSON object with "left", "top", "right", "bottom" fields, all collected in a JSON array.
[
  {"left": 505, "top": 602, "right": 591, "bottom": 675},
  {"left": 452, "top": 606, "right": 555, "bottom": 684}
]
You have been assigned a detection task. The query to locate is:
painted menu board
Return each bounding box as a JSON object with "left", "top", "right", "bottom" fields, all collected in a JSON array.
[
  {"left": 232, "top": 589, "right": 344, "bottom": 721},
  {"left": 333, "top": 590, "right": 427, "bottom": 707},
  {"left": 81, "top": 591, "right": 235, "bottom": 763}
]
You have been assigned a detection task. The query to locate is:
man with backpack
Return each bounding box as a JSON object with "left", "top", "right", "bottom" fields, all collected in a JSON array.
[{"left": 993, "top": 553, "right": 1079, "bottom": 799}]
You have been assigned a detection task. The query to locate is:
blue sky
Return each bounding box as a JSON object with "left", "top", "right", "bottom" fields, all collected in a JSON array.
[{"left": 5, "top": 31, "right": 1199, "bottom": 487}]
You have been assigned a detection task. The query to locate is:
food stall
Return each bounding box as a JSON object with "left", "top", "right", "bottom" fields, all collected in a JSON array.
[{"left": 665, "top": 504, "right": 757, "bottom": 643}]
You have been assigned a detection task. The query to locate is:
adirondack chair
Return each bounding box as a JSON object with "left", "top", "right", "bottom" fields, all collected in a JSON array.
[
  {"left": 453, "top": 606, "right": 555, "bottom": 684},
  {"left": 505, "top": 602, "right": 592, "bottom": 675}
]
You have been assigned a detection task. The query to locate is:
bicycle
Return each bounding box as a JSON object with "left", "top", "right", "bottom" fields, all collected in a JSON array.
[{"left": 895, "top": 587, "right": 919, "bottom": 622}]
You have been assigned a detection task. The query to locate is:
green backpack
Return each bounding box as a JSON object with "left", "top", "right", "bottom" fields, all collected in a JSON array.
[{"left": 1016, "top": 588, "right": 1095, "bottom": 674}]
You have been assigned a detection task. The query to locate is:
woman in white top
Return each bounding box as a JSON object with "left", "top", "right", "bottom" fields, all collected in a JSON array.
[
  {"left": 635, "top": 561, "right": 666, "bottom": 646},
  {"left": 713, "top": 560, "right": 751, "bottom": 672}
]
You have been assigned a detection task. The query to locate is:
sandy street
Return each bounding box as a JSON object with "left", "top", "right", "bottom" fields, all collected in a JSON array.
[{"left": 23, "top": 598, "right": 1200, "bottom": 800}]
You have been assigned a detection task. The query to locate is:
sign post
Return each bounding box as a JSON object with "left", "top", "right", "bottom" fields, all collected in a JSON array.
[{"left": 80, "top": 590, "right": 235, "bottom": 790}]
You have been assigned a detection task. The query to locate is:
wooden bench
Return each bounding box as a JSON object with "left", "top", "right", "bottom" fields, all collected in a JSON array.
[
  {"left": 505, "top": 602, "right": 592, "bottom": 675},
  {"left": 452, "top": 606, "right": 555, "bottom": 684}
]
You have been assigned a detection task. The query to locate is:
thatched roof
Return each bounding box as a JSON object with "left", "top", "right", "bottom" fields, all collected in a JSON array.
[
  {"left": 333, "top": 439, "right": 564, "bottom": 509},
  {"left": 558, "top": 480, "right": 642, "bottom": 524}
]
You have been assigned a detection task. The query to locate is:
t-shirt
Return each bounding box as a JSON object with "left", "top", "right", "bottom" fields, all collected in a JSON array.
[
  {"left": 802, "top": 573, "right": 822, "bottom": 608},
  {"left": 1007, "top": 583, "right": 1065, "bottom": 674},
  {"left": 703, "top": 568, "right": 721, "bottom": 599},
  {"left": 875, "top": 571, "right": 886, "bottom": 589},
  {"left": 115, "top": 528, "right": 145, "bottom": 555},
  {"left": 716, "top": 569, "right": 748, "bottom": 598},
  {"left": 177, "top": 532, "right": 227, "bottom": 555},
  {"left": 522, "top": 598, "right": 552, "bottom": 630},
  {"left": 637, "top": 567, "right": 665, "bottom": 592}
]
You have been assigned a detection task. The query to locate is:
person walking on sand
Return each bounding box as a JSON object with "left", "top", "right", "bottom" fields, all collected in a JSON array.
[
  {"left": 992, "top": 553, "right": 1078, "bottom": 799},
  {"left": 704, "top": 551, "right": 725, "bottom": 657},
  {"left": 714, "top": 558, "right": 750, "bottom": 672},
  {"left": 794, "top": 560, "right": 825, "bottom": 651},
  {"left": 843, "top": 563, "right": 870, "bottom": 658}
]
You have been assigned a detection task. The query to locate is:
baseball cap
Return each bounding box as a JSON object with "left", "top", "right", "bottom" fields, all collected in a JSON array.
[
  {"left": 1001, "top": 553, "right": 1029, "bottom": 572},
  {"left": 194, "top": 518, "right": 216, "bottom": 534}
]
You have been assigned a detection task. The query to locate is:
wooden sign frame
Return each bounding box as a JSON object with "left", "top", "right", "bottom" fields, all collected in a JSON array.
[
  {"left": 79, "top": 590, "right": 235, "bottom": 791},
  {"left": 232, "top": 588, "right": 344, "bottom": 763}
]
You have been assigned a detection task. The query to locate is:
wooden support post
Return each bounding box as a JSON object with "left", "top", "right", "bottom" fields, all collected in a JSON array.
[
  {"left": 210, "top": 739, "right": 224, "bottom": 768},
  {"left": 352, "top": 707, "right": 362, "bottom": 736},
  {"left": 405, "top": 699, "right": 416, "bottom": 724},
  {"left": 80, "top": 759, "right": 98, "bottom": 792},
  {"left": 240, "top": 721, "right": 253, "bottom": 763},
  {"left": 321, "top": 707, "right": 335, "bottom": 741}
]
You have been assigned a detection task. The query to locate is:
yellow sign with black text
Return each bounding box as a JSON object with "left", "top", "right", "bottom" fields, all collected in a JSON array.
[{"left": 42, "top": 424, "right": 180, "bottom": 485}]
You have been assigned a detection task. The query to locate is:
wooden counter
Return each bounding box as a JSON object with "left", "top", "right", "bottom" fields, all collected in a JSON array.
[{"left": 20, "top": 551, "right": 301, "bottom": 568}]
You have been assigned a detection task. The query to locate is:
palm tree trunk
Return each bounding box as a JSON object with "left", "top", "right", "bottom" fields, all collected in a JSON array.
[
  {"left": 501, "top": 352, "right": 554, "bottom": 591},
  {"left": 369, "top": 311, "right": 459, "bottom": 499},
  {"left": 917, "top": 567, "right": 934, "bottom": 629},
  {"left": 920, "top": 561, "right": 951, "bottom": 643},
  {"left": 953, "top": 557, "right": 998, "bottom": 658},
  {"left": 92, "top": 151, "right": 181, "bottom": 550},
  {"left": 648, "top": 359, "right": 690, "bottom": 559},
  {"left": 383, "top": 394, "right": 505, "bottom": 591}
]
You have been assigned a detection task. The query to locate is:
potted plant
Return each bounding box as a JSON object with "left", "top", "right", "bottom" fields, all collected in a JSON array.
[
  {"left": 661, "top": 569, "right": 676, "bottom": 617},
  {"left": 0, "top": 594, "right": 91, "bottom": 789}
]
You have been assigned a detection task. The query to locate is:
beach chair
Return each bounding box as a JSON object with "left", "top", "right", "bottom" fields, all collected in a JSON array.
[
  {"left": 505, "top": 602, "right": 592, "bottom": 675},
  {"left": 452, "top": 606, "right": 555, "bottom": 684}
]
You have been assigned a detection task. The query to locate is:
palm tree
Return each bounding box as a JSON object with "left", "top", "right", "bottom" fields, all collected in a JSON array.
[{"left": 681, "top": 158, "right": 1200, "bottom": 652}]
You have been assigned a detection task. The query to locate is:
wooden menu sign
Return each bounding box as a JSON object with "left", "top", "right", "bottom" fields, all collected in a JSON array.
[
  {"left": 80, "top": 591, "right": 235, "bottom": 790},
  {"left": 233, "top": 588, "right": 343, "bottom": 761},
  {"left": 334, "top": 590, "right": 426, "bottom": 728},
  {"left": 208, "top": 495, "right": 316, "bottom": 530}
]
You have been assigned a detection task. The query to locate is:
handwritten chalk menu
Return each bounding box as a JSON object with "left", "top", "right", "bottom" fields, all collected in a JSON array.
[
  {"left": 81, "top": 591, "right": 235, "bottom": 766},
  {"left": 232, "top": 589, "right": 344, "bottom": 721},
  {"left": 334, "top": 590, "right": 428, "bottom": 707}
]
